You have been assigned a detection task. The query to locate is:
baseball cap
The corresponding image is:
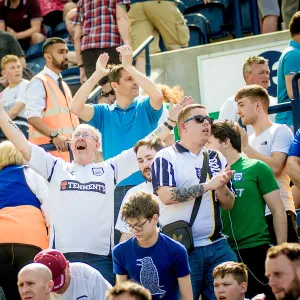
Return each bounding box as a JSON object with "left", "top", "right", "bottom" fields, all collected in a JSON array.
[{"left": 34, "top": 249, "right": 67, "bottom": 292}]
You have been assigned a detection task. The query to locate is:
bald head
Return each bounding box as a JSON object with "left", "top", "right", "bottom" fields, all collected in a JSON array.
[{"left": 18, "top": 263, "right": 54, "bottom": 300}]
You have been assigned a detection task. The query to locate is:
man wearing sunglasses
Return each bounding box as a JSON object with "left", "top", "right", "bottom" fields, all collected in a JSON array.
[
  {"left": 97, "top": 74, "right": 116, "bottom": 105},
  {"left": 151, "top": 104, "right": 238, "bottom": 300},
  {"left": 0, "top": 97, "right": 188, "bottom": 287}
]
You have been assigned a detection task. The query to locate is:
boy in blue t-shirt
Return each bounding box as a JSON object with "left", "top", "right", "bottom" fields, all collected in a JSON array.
[{"left": 112, "top": 191, "right": 192, "bottom": 300}]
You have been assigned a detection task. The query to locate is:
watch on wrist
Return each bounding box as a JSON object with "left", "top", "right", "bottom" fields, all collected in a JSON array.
[{"left": 50, "top": 131, "right": 59, "bottom": 139}]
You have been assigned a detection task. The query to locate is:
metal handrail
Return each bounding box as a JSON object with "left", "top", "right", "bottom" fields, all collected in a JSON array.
[
  {"left": 87, "top": 35, "right": 154, "bottom": 103},
  {"left": 39, "top": 143, "right": 74, "bottom": 161}
]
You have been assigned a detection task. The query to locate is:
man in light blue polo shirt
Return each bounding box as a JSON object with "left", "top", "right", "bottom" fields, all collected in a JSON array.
[
  {"left": 276, "top": 11, "right": 300, "bottom": 130},
  {"left": 70, "top": 45, "right": 164, "bottom": 244}
]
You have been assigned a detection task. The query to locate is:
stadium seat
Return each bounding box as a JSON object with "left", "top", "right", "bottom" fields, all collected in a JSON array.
[
  {"left": 61, "top": 66, "right": 81, "bottom": 96},
  {"left": 183, "top": 0, "right": 229, "bottom": 39},
  {"left": 26, "top": 41, "right": 45, "bottom": 74},
  {"left": 184, "top": 13, "right": 210, "bottom": 46},
  {"left": 54, "top": 22, "right": 69, "bottom": 39}
]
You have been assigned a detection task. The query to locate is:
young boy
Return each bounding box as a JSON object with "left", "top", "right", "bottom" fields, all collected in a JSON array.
[
  {"left": 0, "top": 55, "right": 28, "bottom": 142},
  {"left": 112, "top": 191, "right": 193, "bottom": 300},
  {"left": 213, "top": 262, "right": 250, "bottom": 300}
]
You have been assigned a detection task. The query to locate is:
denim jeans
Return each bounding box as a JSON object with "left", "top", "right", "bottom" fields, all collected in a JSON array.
[
  {"left": 188, "top": 239, "right": 238, "bottom": 300},
  {"left": 114, "top": 185, "right": 134, "bottom": 245},
  {"left": 64, "top": 252, "right": 114, "bottom": 285}
]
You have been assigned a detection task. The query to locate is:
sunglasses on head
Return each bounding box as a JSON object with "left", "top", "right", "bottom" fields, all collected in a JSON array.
[
  {"left": 183, "top": 115, "right": 214, "bottom": 124},
  {"left": 100, "top": 89, "right": 115, "bottom": 98}
]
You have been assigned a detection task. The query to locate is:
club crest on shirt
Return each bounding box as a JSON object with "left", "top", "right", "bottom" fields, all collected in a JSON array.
[
  {"left": 233, "top": 172, "right": 243, "bottom": 182},
  {"left": 92, "top": 167, "right": 104, "bottom": 176},
  {"left": 195, "top": 167, "right": 202, "bottom": 179}
]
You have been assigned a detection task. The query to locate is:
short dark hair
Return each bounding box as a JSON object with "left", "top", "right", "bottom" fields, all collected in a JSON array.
[
  {"left": 106, "top": 281, "right": 152, "bottom": 300},
  {"left": 235, "top": 84, "right": 270, "bottom": 112},
  {"left": 213, "top": 262, "right": 248, "bottom": 285},
  {"left": 42, "top": 37, "right": 66, "bottom": 54},
  {"left": 121, "top": 192, "right": 160, "bottom": 222},
  {"left": 211, "top": 120, "right": 242, "bottom": 153},
  {"left": 267, "top": 243, "right": 300, "bottom": 264},
  {"left": 289, "top": 11, "right": 300, "bottom": 37},
  {"left": 134, "top": 138, "right": 165, "bottom": 154}
]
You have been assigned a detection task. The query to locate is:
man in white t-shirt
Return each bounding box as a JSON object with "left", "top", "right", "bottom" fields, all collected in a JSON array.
[
  {"left": 0, "top": 54, "right": 28, "bottom": 141},
  {"left": 34, "top": 249, "right": 111, "bottom": 300},
  {"left": 219, "top": 56, "right": 277, "bottom": 135},
  {"left": 236, "top": 84, "right": 298, "bottom": 244},
  {"left": 0, "top": 94, "right": 191, "bottom": 285},
  {"left": 115, "top": 138, "right": 166, "bottom": 242}
]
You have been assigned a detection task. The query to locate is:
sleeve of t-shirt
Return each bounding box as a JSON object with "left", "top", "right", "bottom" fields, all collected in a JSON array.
[
  {"left": 108, "top": 148, "right": 139, "bottom": 185},
  {"left": 29, "top": 0, "right": 43, "bottom": 20},
  {"left": 28, "top": 143, "right": 61, "bottom": 182},
  {"left": 218, "top": 97, "right": 238, "bottom": 121},
  {"left": 151, "top": 150, "right": 176, "bottom": 193},
  {"left": 90, "top": 266, "right": 112, "bottom": 300},
  {"left": 256, "top": 160, "right": 279, "bottom": 195},
  {"left": 283, "top": 50, "right": 300, "bottom": 76},
  {"left": 171, "top": 243, "right": 190, "bottom": 278},
  {"left": 289, "top": 129, "right": 300, "bottom": 157},
  {"left": 16, "top": 80, "right": 28, "bottom": 104},
  {"left": 112, "top": 245, "right": 128, "bottom": 275},
  {"left": 271, "top": 125, "right": 294, "bottom": 154},
  {"left": 139, "top": 97, "right": 163, "bottom": 125},
  {"left": 6, "top": 33, "right": 24, "bottom": 57},
  {"left": 88, "top": 104, "right": 105, "bottom": 133}
]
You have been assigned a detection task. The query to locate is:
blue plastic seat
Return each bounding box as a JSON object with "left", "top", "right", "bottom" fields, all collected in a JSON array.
[
  {"left": 184, "top": 13, "right": 210, "bottom": 46},
  {"left": 53, "top": 22, "right": 69, "bottom": 39},
  {"left": 61, "top": 66, "right": 81, "bottom": 96},
  {"left": 26, "top": 41, "right": 45, "bottom": 73},
  {"left": 183, "top": 0, "right": 229, "bottom": 39}
]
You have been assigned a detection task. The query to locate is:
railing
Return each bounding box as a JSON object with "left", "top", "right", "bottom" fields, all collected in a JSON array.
[
  {"left": 267, "top": 72, "right": 300, "bottom": 134},
  {"left": 87, "top": 35, "right": 155, "bottom": 104},
  {"left": 39, "top": 143, "right": 74, "bottom": 161}
]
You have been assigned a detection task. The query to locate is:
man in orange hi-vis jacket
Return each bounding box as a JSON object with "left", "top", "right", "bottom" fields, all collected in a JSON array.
[{"left": 26, "top": 37, "right": 79, "bottom": 161}]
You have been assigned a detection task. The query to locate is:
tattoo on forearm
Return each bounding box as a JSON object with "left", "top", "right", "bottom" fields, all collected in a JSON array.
[
  {"left": 170, "top": 184, "right": 205, "bottom": 203},
  {"left": 224, "top": 190, "right": 229, "bottom": 197}
]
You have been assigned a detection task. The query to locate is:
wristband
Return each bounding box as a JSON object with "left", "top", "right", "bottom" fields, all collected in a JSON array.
[
  {"left": 78, "top": 64, "right": 84, "bottom": 68},
  {"left": 167, "top": 117, "right": 177, "bottom": 124},
  {"left": 164, "top": 121, "right": 174, "bottom": 131}
]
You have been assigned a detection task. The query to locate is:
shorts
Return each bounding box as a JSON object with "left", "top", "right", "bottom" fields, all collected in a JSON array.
[{"left": 257, "top": 0, "right": 280, "bottom": 18}]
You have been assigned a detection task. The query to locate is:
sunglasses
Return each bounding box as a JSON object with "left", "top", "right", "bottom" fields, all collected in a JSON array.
[
  {"left": 184, "top": 115, "right": 214, "bottom": 124},
  {"left": 100, "top": 89, "right": 115, "bottom": 98}
]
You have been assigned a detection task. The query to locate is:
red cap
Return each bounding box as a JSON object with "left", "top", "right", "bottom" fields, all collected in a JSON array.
[{"left": 34, "top": 249, "right": 67, "bottom": 292}]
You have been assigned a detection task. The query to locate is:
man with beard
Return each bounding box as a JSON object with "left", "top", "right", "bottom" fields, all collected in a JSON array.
[
  {"left": 26, "top": 37, "right": 79, "bottom": 161},
  {"left": 262, "top": 243, "right": 300, "bottom": 300},
  {"left": 115, "top": 138, "right": 166, "bottom": 242}
]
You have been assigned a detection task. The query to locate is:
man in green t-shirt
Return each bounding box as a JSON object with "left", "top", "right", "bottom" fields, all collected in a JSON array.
[{"left": 206, "top": 120, "right": 287, "bottom": 299}]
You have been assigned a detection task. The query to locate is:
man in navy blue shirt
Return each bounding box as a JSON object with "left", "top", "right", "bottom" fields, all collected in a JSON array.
[{"left": 112, "top": 191, "right": 193, "bottom": 300}]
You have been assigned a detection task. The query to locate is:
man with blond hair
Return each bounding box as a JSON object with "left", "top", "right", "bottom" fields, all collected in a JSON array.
[
  {"left": 17, "top": 263, "right": 54, "bottom": 300},
  {"left": 236, "top": 84, "right": 297, "bottom": 244},
  {"left": 151, "top": 104, "right": 237, "bottom": 299},
  {"left": 219, "top": 56, "right": 277, "bottom": 134}
]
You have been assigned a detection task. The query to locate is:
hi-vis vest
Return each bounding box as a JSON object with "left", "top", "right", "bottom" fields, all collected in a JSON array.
[{"left": 29, "top": 72, "right": 79, "bottom": 161}]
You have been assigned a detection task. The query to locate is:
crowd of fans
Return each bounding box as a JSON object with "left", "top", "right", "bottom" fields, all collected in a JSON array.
[{"left": 0, "top": 0, "right": 300, "bottom": 299}]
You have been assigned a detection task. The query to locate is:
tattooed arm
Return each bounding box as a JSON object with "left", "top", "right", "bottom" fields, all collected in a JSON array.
[
  {"left": 157, "top": 168, "right": 235, "bottom": 205},
  {"left": 0, "top": 106, "right": 31, "bottom": 161},
  {"left": 215, "top": 186, "right": 235, "bottom": 210}
]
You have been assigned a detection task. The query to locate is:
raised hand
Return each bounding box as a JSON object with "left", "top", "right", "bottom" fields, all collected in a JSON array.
[
  {"left": 95, "top": 53, "right": 110, "bottom": 76},
  {"left": 206, "top": 166, "right": 235, "bottom": 190},
  {"left": 116, "top": 45, "right": 133, "bottom": 69},
  {"left": 168, "top": 96, "right": 194, "bottom": 123}
]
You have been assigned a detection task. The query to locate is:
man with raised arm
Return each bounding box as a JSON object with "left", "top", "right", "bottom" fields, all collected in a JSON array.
[
  {"left": 70, "top": 45, "right": 164, "bottom": 244},
  {"left": 0, "top": 94, "right": 190, "bottom": 286}
]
